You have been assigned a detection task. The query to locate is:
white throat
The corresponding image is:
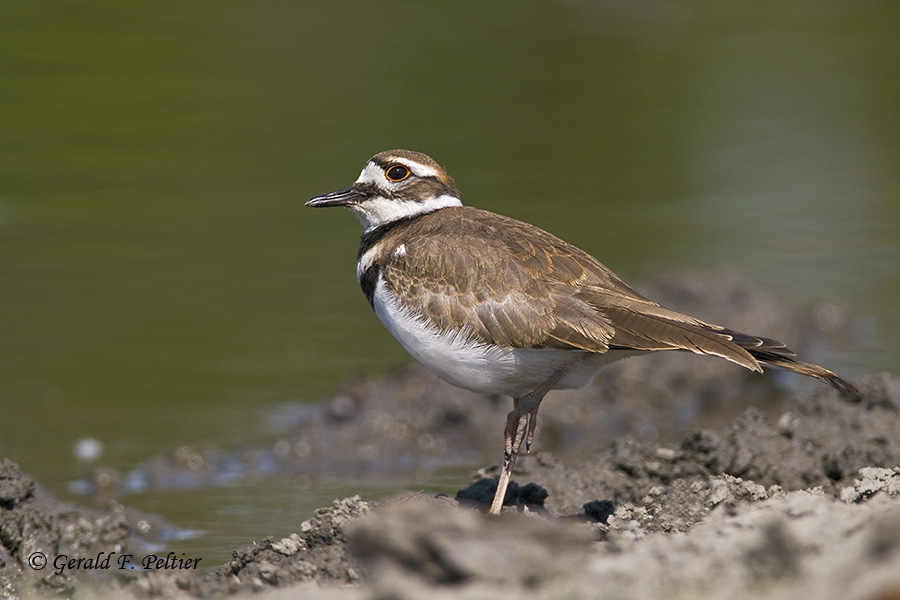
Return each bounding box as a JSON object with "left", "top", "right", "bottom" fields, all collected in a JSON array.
[{"left": 349, "top": 194, "right": 462, "bottom": 232}]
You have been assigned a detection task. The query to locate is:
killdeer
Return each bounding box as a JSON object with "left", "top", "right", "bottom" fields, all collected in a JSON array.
[{"left": 306, "top": 149, "right": 862, "bottom": 515}]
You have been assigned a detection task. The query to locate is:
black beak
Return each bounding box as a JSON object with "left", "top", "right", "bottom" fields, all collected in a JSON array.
[{"left": 305, "top": 186, "right": 365, "bottom": 208}]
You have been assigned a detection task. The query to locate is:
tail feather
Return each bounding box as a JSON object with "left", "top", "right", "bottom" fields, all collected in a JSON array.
[
  {"left": 585, "top": 291, "right": 863, "bottom": 402},
  {"left": 721, "top": 327, "right": 864, "bottom": 402}
]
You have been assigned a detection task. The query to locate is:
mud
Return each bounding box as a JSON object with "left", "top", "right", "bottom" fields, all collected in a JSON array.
[
  {"left": 2, "top": 273, "right": 899, "bottom": 599},
  {"left": 0, "top": 458, "right": 189, "bottom": 598}
]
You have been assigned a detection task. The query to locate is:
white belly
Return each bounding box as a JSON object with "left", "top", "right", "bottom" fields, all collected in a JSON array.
[{"left": 371, "top": 277, "right": 626, "bottom": 397}]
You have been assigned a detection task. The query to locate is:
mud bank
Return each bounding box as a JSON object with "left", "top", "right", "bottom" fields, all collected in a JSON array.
[
  {"left": 0, "top": 458, "right": 188, "bottom": 598},
  {"left": 2, "top": 374, "right": 899, "bottom": 600},
  {"left": 2, "top": 273, "right": 897, "bottom": 599}
]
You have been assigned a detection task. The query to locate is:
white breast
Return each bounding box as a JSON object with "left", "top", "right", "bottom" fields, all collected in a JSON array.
[{"left": 370, "top": 275, "right": 624, "bottom": 397}]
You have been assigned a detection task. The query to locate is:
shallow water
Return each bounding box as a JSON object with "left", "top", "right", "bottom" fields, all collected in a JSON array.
[{"left": 1, "top": 0, "right": 898, "bottom": 569}]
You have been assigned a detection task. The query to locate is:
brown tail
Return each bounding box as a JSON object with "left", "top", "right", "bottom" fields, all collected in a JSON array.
[
  {"left": 589, "top": 292, "right": 863, "bottom": 402},
  {"left": 723, "top": 328, "right": 863, "bottom": 402}
]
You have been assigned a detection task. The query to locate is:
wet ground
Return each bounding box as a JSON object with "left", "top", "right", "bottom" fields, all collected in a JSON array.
[{"left": 2, "top": 274, "right": 899, "bottom": 599}]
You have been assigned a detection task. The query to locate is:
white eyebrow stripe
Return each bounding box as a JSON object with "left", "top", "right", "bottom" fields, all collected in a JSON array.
[
  {"left": 388, "top": 156, "right": 441, "bottom": 179},
  {"left": 355, "top": 157, "right": 442, "bottom": 186}
]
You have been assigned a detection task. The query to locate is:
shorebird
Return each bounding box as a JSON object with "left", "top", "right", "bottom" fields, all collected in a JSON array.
[{"left": 306, "top": 149, "right": 861, "bottom": 514}]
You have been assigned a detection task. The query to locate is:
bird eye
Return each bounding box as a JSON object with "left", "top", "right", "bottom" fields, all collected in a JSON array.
[{"left": 385, "top": 164, "right": 410, "bottom": 182}]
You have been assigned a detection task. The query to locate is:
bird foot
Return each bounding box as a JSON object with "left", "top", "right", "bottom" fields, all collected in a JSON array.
[{"left": 489, "top": 398, "right": 543, "bottom": 515}]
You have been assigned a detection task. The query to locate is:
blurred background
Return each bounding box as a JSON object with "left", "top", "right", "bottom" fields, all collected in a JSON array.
[{"left": 1, "top": 0, "right": 898, "bottom": 566}]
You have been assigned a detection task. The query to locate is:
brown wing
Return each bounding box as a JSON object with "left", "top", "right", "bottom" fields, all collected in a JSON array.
[
  {"left": 578, "top": 291, "right": 761, "bottom": 371},
  {"left": 380, "top": 208, "right": 620, "bottom": 351},
  {"left": 377, "top": 206, "right": 862, "bottom": 400},
  {"left": 381, "top": 207, "right": 753, "bottom": 370}
]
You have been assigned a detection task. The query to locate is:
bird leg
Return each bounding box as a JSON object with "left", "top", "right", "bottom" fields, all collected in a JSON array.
[{"left": 489, "top": 369, "right": 568, "bottom": 515}]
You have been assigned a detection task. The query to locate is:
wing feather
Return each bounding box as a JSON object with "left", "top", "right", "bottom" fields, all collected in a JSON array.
[
  {"left": 380, "top": 207, "right": 757, "bottom": 370},
  {"left": 381, "top": 209, "right": 617, "bottom": 350},
  {"left": 367, "top": 206, "right": 861, "bottom": 400}
]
